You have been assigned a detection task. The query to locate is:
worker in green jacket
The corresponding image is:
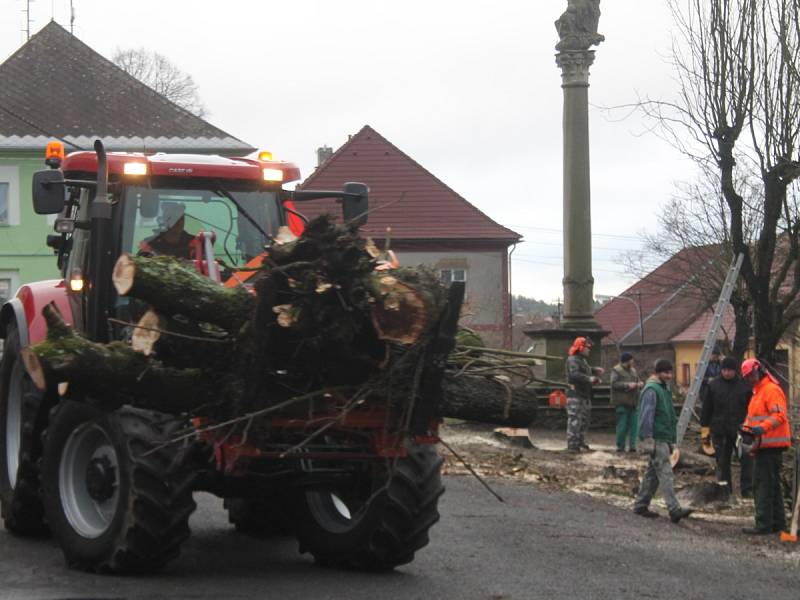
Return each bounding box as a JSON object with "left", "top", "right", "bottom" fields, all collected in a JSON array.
[
  {"left": 633, "top": 359, "right": 693, "bottom": 523},
  {"left": 610, "top": 351, "right": 643, "bottom": 452}
]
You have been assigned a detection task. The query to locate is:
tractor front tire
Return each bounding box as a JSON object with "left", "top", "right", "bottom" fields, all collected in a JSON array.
[
  {"left": 293, "top": 439, "right": 444, "bottom": 570},
  {"left": 0, "top": 323, "right": 50, "bottom": 536},
  {"left": 41, "top": 401, "right": 196, "bottom": 573}
]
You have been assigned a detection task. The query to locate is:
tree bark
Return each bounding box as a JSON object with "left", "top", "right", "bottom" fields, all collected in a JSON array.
[
  {"left": 730, "top": 293, "right": 751, "bottom": 361},
  {"left": 130, "top": 309, "right": 231, "bottom": 367},
  {"left": 21, "top": 303, "right": 206, "bottom": 411},
  {"left": 441, "top": 375, "right": 537, "bottom": 427},
  {"left": 113, "top": 254, "right": 255, "bottom": 332}
]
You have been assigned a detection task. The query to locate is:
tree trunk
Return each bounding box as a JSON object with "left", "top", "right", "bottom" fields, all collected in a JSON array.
[
  {"left": 730, "top": 293, "right": 750, "bottom": 361},
  {"left": 113, "top": 254, "right": 255, "bottom": 332},
  {"left": 130, "top": 309, "right": 231, "bottom": 367},
  {"left": 21, "top": 303, "right": 207, "bottom": 412},
  {"left": 441, "top": 375, "right": 537, "bottom": 427}
]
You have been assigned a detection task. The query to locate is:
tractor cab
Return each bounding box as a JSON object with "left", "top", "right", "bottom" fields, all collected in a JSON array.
[{"left": 30, "top": 141, "right": 368, "bottom": 343}]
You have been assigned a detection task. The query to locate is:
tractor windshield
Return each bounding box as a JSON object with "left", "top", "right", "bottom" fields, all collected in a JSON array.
[{"left": 122, "top": 183, "right": 281, "bottom": 267}]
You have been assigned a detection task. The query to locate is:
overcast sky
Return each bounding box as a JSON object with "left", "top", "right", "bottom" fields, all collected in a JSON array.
[{"left": 0, "top": 1, "right": 694, "bottom": 303}]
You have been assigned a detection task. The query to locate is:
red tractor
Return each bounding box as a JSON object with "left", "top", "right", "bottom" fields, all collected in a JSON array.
[{"left": 0, "top": 141, "right": 461, "bottom": 573}]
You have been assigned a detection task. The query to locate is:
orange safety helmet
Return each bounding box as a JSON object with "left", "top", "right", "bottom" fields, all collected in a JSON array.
[
  {"left": 741, "top": 357, "right": 780, "bottom": 384},
  {"left": 568, "top": 336, "right": 593, "bottom": 356},
  {"left": 740, "top": 358, "right": 761, "bottom": 378}
]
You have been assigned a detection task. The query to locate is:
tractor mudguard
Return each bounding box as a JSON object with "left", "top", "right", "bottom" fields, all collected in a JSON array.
[{"left": 0, "top": 280, "right": 73, "bottom": 346}]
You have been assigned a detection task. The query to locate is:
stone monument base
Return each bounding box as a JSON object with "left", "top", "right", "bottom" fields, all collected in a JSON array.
[{"left": 524, "top": 327, "right": 608, "bottom": 381}]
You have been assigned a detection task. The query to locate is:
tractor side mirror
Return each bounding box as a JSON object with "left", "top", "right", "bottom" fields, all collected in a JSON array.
[
  {"left": 32, "top": 169, "right": 66, "bottom": 214},
  {"left": 341, "top": 182, "right": 369, "bottom": 227}
]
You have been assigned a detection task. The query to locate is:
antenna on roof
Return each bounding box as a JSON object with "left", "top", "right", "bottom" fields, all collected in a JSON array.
[
  {"left": 70, "top": 0, "right": 75, "bottom": 34},
  {"left": 22, "top": 0, "right": 33, "bottom": 41}
]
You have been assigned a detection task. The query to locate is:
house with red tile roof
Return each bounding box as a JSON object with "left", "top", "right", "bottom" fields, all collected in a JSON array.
[
  {"left": 0, "top": 21, "right": 254, "bottom": 300},
  {"left": 297, "top": 125, "right": 522, "bottom": 347},
  {"left": 594, "top": 246, "right": 734, "bottom": 383},
  {"left": 594, "top": 245, "right": 798, "bottom": 391}
]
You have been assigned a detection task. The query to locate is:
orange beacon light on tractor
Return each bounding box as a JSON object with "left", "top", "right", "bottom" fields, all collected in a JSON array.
[{"left": 45, "top": 141, "right": 65, "bottom": 168}]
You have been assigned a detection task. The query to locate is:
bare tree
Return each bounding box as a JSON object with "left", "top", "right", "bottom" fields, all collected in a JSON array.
[
  {"left": 624, "top": 166, "right": 765, "bottom": 359},
  {"left": 113, "top": 48, "right": 207, "bottom": 118},
  {"left": 635, "top": 0, "right": 800, "bottom": 363}
]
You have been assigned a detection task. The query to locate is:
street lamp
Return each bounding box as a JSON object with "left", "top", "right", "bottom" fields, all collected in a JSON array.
[{"left": 606, "top": 292, "right": 644, "bottom": 349}]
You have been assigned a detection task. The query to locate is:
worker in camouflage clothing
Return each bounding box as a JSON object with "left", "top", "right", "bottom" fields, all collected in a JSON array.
[{"left": 565, "top": 336, "right": 603, "bottom": 452}]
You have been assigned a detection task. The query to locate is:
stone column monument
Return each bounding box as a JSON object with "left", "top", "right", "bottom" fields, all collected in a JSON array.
[
  {"left": 525, "top": 0, "right": 607, "bottom": 377},
  {"left": 556, "top": 0, "right": 604, "bottom": 330}
]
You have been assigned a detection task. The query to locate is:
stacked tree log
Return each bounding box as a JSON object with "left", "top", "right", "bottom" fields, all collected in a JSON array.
[{"left": 21, "top": 215, "right": 548, "bottom": 429}]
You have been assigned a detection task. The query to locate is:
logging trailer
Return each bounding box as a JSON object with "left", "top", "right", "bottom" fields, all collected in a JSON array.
[{"left": 0, "top": 141, "right": 462, "bottom": 573}]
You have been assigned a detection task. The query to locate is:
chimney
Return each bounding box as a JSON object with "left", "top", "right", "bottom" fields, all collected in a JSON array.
[{"left": 316, "top": 145, "right": 333, "bottom": 168}]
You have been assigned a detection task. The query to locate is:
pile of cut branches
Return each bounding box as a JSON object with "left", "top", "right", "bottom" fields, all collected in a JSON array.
[
  {"left": 440, "top": 331, "right": 565, "bottom": 427},
  {"left": 20, "top": 216, "right": 469, "bottom": 443}
]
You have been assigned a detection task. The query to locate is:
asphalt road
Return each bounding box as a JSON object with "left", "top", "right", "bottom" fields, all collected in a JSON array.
[{"left": 0, "top": 476, "right": 798, "bottom": 600}]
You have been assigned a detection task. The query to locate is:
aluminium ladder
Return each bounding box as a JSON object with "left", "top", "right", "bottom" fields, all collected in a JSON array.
[{"left": 676, "top": 253, "right": 744, "bottom": 444}]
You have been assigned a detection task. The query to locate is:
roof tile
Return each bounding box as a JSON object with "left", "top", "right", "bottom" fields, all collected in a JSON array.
[
  {"left": 298, "top": 125, "right": 521, "bottom": 242},
  {"left": 595, "top": 246, "right": 723, "bottom": 345},
  {"left": 0, "top": 22, "right": 253, "bottom": 152}
]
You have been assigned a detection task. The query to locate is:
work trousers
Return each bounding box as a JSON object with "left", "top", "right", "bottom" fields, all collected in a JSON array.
[
  {"left": 615, "top": 405, "right": 638, "bottom": 451},
  {"left": 712, "top": 434, "right": 753, "bottom": 496},
  {"left": 634, "top": 442, "right": 681, "bottom": 516},
  {"left": 753, "top": 449, "right": 787, "bottom": 532},
  {"left": 566, "top": 394, "right": 591, "bottom": 450}
]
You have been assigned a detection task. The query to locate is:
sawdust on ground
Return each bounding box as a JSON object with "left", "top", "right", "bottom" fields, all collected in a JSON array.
[{"left": 439, "top": 420, "right": 800, "bottom": 564}]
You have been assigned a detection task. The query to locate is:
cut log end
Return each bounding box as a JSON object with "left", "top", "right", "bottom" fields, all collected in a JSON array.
[
  {"left": 113, "top": 253, "right": 136, "bottom": 295},
  {"left": 20, "top": 348, "right": 47, "bottom": 391},
  {"left": 131, "top": 310, "right": 162, "bottom": 356},
  {"left": 371, "top": 279, "right": 428, "bottom": 345}
]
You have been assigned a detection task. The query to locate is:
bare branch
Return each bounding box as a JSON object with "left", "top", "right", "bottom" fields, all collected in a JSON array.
[{"left": 112, "top": 48, "right": 208, "bottom": 118}]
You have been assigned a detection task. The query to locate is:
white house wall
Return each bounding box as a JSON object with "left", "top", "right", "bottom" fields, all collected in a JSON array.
[{"left": 394, "top": 249, "right": 508, "bottom": 347}]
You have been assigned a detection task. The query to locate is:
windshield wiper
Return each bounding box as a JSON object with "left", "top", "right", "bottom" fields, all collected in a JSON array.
[{"left": 211, "top": 181, "right": 270, "bottom": 240}]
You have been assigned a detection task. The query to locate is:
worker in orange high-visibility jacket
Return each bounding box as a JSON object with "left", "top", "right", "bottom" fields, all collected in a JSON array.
[{"left": 740, "top": 358, "right": 792, "bottom": 535}]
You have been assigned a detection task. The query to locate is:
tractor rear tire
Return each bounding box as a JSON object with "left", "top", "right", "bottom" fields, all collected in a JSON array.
[
  {"left": 224, "top": 496, "right": 293, "bottom": 536},
  {"left": 292, "top": 439, "right": 444, "bottom": 570},
  {"left": 0, "top": 323, "right": 50, "bottom": 536},
  {"left": 41, "top": 401, "right": 196, "bottom": 573}
]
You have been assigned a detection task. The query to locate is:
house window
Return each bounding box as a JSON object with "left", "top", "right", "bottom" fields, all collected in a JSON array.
[
  {"left": 0, "top": 278, "right": 11, "bottom": 304},
  {"left": 440, "top": 268, "right": 466, "bottom": 285},
  {"left": 681, "top": 363, "right": 691, "bottom": 386},
  {"left": 0, "top": 182, "right": 8, "bottom": 225},
  {"left": 0, "top": 166, "right": 20, "bottom": 226},
  {"left": 0, "top": 271, "right": 18, "bottom": 305}
]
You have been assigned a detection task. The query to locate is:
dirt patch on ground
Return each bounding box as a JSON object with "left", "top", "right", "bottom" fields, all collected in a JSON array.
[{"left": 439, "top": 420, "right": 800, "bottom": 563}]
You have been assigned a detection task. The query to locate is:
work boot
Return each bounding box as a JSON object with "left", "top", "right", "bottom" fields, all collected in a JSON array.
[
  {"left": 669, "top": 508, "right": 693, "bottom": 523},
  {"left": 742, "top": 527, "right": 771, "bottom": 535},
  {"left": 580, "top": 443, "right": 592, "bottom": 451},
  {"left": 567, "top": 447, "right": 581, "bottom": 454},
  {"left": 616, "top": 448, "right": 625, "bottom": 453},
  {"left": 634, "top": 507, "right": 659, "bottom": 519}
]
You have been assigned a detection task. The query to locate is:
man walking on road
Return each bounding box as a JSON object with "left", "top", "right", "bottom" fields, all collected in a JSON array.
[
  {"left": 700, "top": 357, "right": 753, "bottom": 498},
  {"left": 633, "top": 359, "right": 693, "bottom": 523},
  {"left": 565, "top": 336, "right": 603, "bottom": 453},
  {"left": 740, "top": 359, "right": 791, "bottom": 535},
  {"left": 610, "top": 351, "right": 642, "bottom": 453}
]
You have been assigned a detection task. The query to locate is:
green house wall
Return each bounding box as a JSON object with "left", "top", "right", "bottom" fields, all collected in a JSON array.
[{"left": 0, "top": 152, "right": 62, "bottom": 299}]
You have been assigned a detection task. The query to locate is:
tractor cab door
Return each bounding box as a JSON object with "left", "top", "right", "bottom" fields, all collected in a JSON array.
[{"left": 60, "top": 188, "right": 95, "bottom": 336}]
